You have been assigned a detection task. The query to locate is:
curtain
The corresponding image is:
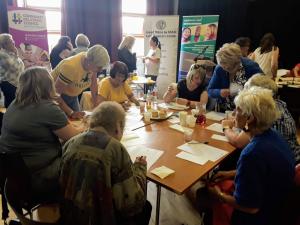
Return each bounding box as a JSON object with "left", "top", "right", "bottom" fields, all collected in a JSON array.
[
  {"left": 147, "top": 0, "right": 176, "bottom": 15},
  {"left": 61, "top": 0, "right": 122, "bottom": 61},
  {"left": 0, "top": 0, "right": 9, "bottom": 34}
]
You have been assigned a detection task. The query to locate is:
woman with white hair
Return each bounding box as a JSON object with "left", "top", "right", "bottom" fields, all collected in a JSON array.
[
  {"left": 206, "top": 87, "right": 295, "bottom": 225},
  {"left": 71, "top": 33, "right": 90, "bottom": 56},
  {"left": 207, "top": 43, "right": 262, "bottom": 112},
  {"left": 163, "top": 63, "right": 208, "bottom": 107},
  {"left": 51, "top": 44, "right": 110, "bottom": 119},
  {"left": 0, "top": 67, "right": 80, "bottom": 196},
  {"left": 117, "top": 35, "right": 137, "bottom": 73},
  {"left": 222, "top": 74, "right": 300, "bottom": 163}
]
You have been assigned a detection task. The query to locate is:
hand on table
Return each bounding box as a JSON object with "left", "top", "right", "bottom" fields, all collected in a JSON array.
[
  {"left": 176, "top": 98, "right": 189, "bottom": 106},
  {"left": 135, "top": 156, "right": 147, "bottom": 165},
  {"left": 70, "top": 111, "right": 85, "bottom": 119}
]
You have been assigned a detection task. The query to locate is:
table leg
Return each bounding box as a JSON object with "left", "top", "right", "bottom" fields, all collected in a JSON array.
[{"left": 155, "top": 184, "right": 161, "bottom": 225}]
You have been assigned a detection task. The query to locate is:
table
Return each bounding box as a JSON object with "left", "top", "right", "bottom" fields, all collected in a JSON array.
[{"left": 130, "top": 76, "right": 155, "bottom": 94}]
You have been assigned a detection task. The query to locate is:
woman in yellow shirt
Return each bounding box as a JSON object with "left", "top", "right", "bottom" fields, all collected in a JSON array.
[{"left": 98, "top": 61, "right": 139, "bottom": 110}]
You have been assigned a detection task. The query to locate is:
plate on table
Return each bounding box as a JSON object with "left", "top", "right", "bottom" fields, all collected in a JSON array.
[
  {"left": 166, "top": 102, "right": 189, "bottom": 110},
  {"left": 150, "top": 112, "right": 173, "bottom": 121}
]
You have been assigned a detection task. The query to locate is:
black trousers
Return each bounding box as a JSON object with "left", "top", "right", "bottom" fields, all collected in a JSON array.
[
  {"left": 0, "top": 81, "right": 16, "bottom": 108},
  {"left": 144, "top": 75, "right": 157, "bottom": 94}
]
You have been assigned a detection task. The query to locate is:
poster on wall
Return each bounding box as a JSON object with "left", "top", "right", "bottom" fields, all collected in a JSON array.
[
  {"left": 178, "top": 15, "right": 219, "bottom": 80},
  {"left": 7, "top": 7, "right": 51, "bottom": 70},
  {"left": 143, "top": 15, "right": 179, "bottom": 98}
]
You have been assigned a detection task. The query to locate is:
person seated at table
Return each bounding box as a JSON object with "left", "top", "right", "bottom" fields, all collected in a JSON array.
[
  {"left": 50, "top": 36, "right": 73, "bottom": 69},
  {"left": 207, "top": 43, "right": 262, "bottom": 112},
  {"left": 203, "top": 87, "right": 295, "bottom": 225},
  {"left": 289, "top": 63, "right": 300, "bottom": 77},
  {"left": 51, "top": 44, "right": 110, "bottom": 119},
  {"left": 163, "top": 63, "right": 208, "bottom": 108},
  {"left": 222, "top": 74, "right": 300, "bottom": 164},
  {"left": 0, "top": 67, "right": 81, "bottom": 197},
  {"left": 60, "top": 101, "right": 152, "bottom": 225},
  {"left": 97, "top": 61, "right": 140, "bottom": 110}
]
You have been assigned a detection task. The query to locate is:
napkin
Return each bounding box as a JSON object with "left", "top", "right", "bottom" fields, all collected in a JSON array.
[
  {"left": 169, "top": 124, "right": 193, "bottom": 133},
  {"left": 151, "top": 166, "right": 175, "bottom": 179}
]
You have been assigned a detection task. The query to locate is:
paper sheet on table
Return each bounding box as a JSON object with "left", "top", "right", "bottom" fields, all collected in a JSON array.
[
  {"left": 126, "top": 145, "right": 164, "bottom": 170},
  {"left": 121, "top": 133, "right": 145, "bottom": 147},
  {"left": 176, "top": 151, "right": 208, "bottom": 165},
  {"left": 151, "top": 166, "right": 175, "bottom": 179},
  {"left": 206, "top": 123, "right": 224, "bottom": 133},
  {"left": 211, "top": 134, "right": 229, "bottom": 142},
  {"left": 205, "top": 111, "right": 225, "bottom": 121},
  {"left": 177, "top": 143, "right": 228, "bottom": 162},
  {"left": 169, "top": 124, "right": 193, "bottom": 133},
  {"left": 168, "top": 116, "right": 180, "bottom": 124}
]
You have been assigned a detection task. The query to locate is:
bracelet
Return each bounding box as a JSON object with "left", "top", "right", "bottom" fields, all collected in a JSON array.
[{"left": 68, "top": 110, "right": 74, "bottom": 117}]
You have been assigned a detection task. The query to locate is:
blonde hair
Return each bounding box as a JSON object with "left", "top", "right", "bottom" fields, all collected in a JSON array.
[
  {"left": 234, "top": 87, "right": 280, "bottom": 133},
  {"left": 118, "top": 36, "right": 135, "bottom": 50},
  {"left": 90, "top": 101, "right": 125, "bottom": 133},
  {"left": 216, "top": 43, "right": 242, "bottom": 70},
  {"left": 186, "top": 63, "right": 206, "bottom": 87},
  {"left": 15, "top": 67, "right": 58, "bottom": 106},
  {"left": 86, "top": 44, "right": 110, "bottom": 68},
  {"left": 244, "top": 73, "right": 278, "bottom": 95},
  {"left": 0, "top": 33, "right": 13, "bottom": 50},
  {"left": 75, "top": 33, "right": 90, "bottom": 48}
]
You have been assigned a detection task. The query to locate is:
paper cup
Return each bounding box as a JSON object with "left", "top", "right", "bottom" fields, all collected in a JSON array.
[
  {"left": 187, "top": 115, "right": 197, "bottom": 128},
  {"left": 179, "top": 111, "right": 187, "bottom": 127},
  {"left": 144, "top": 112, "right": 151, "bottom": 123}
]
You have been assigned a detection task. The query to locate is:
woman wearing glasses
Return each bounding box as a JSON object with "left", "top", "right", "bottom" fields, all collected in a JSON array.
[{"left": 163, "top": 63, "right": 208, "bottom": 108}]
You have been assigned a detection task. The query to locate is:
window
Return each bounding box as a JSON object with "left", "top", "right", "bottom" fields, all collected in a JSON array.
[
  {"left": 17, "top": 0, "right": 61, "bottom": 51},
  {"left": 122, "top": 0, "right": 146, "bottom": 56}
]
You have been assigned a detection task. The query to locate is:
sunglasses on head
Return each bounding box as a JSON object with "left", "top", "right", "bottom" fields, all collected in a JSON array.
[{"left": 191, "top": 64, "right": 206, "bottom": 70}]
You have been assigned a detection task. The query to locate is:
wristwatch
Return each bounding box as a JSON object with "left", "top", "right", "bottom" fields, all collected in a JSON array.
[{"left": 222, "top": 126, "right": 230, "bottom": 132}]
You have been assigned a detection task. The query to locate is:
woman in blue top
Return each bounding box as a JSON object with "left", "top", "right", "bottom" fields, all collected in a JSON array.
[
  {"left": 207, "top": 43, "right": 262, "bottom": 112},
  {"left": 207, "top": 87, "right": 295, "bottom": 225}
]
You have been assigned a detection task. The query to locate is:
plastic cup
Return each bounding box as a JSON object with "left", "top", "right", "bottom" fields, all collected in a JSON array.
[
  {"left": 191, "top": 109, "right": 199, "bottom": 117},
  {"left": 144, "top": 112, "right": 151, "bottom": 123},
  {"left": 187, "top": 115, "right": 197, "bottom": 128},
  {"left": 179, "top": 111, "right": 188, "bottom": 127},
  {"left": 139, "top": 102, "right": 145, "bottom": 114},
  {"left": 184, "top": 130, "right": 193, "bottom": 142}
]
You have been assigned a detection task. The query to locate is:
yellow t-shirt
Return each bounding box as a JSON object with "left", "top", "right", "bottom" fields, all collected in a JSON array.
[
  {"left": 51, "top": 52, "right": 92, "bottom": 96},
  {"left": 98, "top": 77, "right": 132, "bottom": 103}
]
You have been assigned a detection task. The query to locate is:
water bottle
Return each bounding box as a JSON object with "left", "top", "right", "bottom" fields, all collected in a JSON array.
[{"left": 146, "top": 90, "right": 152, "bottom": 110}]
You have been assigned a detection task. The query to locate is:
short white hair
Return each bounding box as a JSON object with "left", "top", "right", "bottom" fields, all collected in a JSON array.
[
  {"left": 90, "top": 101, "right": 125, "bottom": 133},
  {"left": 234, "top": 86, "right": 280, "bottom": 132},
  {"left": 216, "top": 43, "right": 242, "bottom": 69},
  {"left": 118, "top": 36, "right": 135, "bottom": 50},
  {"left": 0, "top": 33, "right": 13, "bottom": 49},
  {"left": 244, "top": 73, "right": 278, "bottom": 95},
  {"left": 87, "top": 44, "right": 110, "bottom": 68},
  {"left": 75, "top": 33, "right": 90, "bottom": 48}
]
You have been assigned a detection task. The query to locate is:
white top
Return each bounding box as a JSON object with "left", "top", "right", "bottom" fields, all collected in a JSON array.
[
  {"left": 145, "top": 47, "right": 161, "bottom": 76},
  {"left": 252, "top": 47, "right": 275, "bottom": 77}
]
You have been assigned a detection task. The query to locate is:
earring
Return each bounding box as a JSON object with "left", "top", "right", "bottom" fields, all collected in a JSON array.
[{"left": 243, "top": 122, "right": 249, "bottom": 132}]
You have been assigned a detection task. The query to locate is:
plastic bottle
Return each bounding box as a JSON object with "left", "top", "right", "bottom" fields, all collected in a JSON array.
[
  {"left": 152, "top": 85, "right": 158, "bottom": 103},
  {"left": 146, "top": 90, "right": 152, "bottom": 110}
]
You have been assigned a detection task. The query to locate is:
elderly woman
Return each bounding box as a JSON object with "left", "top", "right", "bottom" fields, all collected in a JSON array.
[
  {"left": 60, "top": 101, "right": 151, "bottom": 225},
  {"left": 0, "top": 67, "right": 80, "bottom": 196},
  {"left": 163, "top": 63, "right": 208, "bottom": 108},
  {"left": 207, "top": 43, "right": 262, "bottom": 112},
  {"left": 222, "top": 74, "right": 300, "bottom": 163},
  {"left": 51, "top": 44, "right": 110, "bottom": 119},
  {"left": 117, "top": 35, "right": 137, "bottom": 73},
  {"left": 206, "top": 87, "right": 295, "bottom": 225},
  {"left": 70, "top": 33, "right": 90, "bottom": 56},
  {"left": 97, "top": 61, "right": 139, "bottom": 110},
  {"left": 50, "top": 36, "right": 73, "bottom": 69},
  {"left": 0, "top": 33, "right": 24, "bottom": 108}
]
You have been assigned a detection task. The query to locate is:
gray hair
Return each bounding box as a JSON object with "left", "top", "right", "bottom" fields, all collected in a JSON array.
[
  {"left": 87, "top": 44, "right": 110, "bottom": 68},
  {"left": 15, "top": 67, "right": 58, "bottom": 106},
  {"left": 234, "top": 86, "right": 280, "bottom": 133},
  {"left": 216, "top": 43, "right": 242, "bottom": 70},
  {"left": 75, "top": 33, "right": 90, "bottom": 48},
  {"left": 118, "top": 36, "right": 135, "bottom": 50},
  {"left": 186, "top": 63, "right": 206, "bottom": 87},
  {"left": 0, "top": 33, "right": 13, "bottom": 50},
  {"left": 90, "top": 101, "right": 125, "bottom": 133},
  {"left": 244, "top": 73, "right": 278, "bottom": 95}
]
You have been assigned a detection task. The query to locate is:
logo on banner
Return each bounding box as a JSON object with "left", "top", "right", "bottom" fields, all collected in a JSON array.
[
  {"left": 12, "top": 13, "right": 22, "bottom": 24},
  {"left": 156, "top": 20, "right": 166, "bottom": 30}
]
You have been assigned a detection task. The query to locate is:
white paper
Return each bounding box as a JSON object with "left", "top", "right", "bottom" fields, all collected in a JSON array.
[
  {"left": 158, "top": 102, "right": 189, "bottom": 110},
  {"left": 206, "top": 123, "right": 224, "bottom": 133},
  {"left": 211, "top": 134, "right": 229, "bottom": 142},
  {"left": 177, "top": 143, "right": 228, "bottom": 162},
  {"left": 126, "top": 146, "right": 164, "bottom": 170},
  {"left": 176, "top": 151, "right": 208, "bottom": 165},
  {"left": 121, "top": 133, "right": 145, "bottom": 147},
  {"left": 169, "top": 124, "right": 193, "bottom": 133},
  {"left": 205, "top": 111, "right": 225, "bottom": 121},
  {"left": 168, "top": 117, "right": 180, "bottom": 124}
]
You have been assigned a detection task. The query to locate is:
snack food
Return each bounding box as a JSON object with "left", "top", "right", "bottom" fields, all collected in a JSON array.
[
  {"left": 151, "top": 110, "right": 159, "bottom": 118},
  {"left": 158, "top": 109, "right": 167, "bottom": 118}
]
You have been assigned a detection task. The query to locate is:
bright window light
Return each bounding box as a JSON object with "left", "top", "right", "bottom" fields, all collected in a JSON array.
[
  {"left": 17, "top": 0, "right": 24, "bottom": 7},
  {"left": 122, "top": 16, "right": 144, "bottom": 35},
  {"left": 47, "top": 33, "right": 61, "bottom": 50},
  {"left": 26, "top": 0, "right": 61, "bottom": 8},
  {"left": 45, "top": 11, "right": 61, "bottom": 31},
  {"left": 122, "top": 0, "right": 146, "bottom": 14},
  {"left": 131, "top": 37, "right": 144, "bottom": 56}
]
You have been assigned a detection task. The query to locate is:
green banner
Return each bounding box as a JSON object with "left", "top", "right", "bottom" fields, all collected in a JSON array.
[{"left": 178, "top": 15, "right": 219, "bottom": 80}]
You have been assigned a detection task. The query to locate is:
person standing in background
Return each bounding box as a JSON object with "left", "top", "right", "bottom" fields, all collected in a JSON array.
[
  {"left": 235, "top": 37, "right": 251, "bottom": 57},
  {"left": 50, "top": 36, "right": 73, "bottom": 69},
  {"left": 250, "top": 33, "right": 279, "bottom": 79},
  {"left": 70, "top": 33, "right": 90, "bottom": 56},
  {"left": 117, "top": 35, "right": 137, "bottom": 73}
]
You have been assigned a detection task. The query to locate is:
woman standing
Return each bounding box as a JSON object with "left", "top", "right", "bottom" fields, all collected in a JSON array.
[
  {"left": 144, "top": 35, "right": 161, "bottom": 82},
  {"left": 117, "top": 35, "right": 137, "bottom": 73},
  {"left": 250, "top": 33, "right": 279, "bottom": 79},
  {"left": 50, "top": 36, "right": 73, "bottom": 69}
]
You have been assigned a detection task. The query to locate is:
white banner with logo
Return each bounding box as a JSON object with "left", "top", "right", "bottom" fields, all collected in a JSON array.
[{"left": 143, "top": 16, "right": 179, "bottom": 98}]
